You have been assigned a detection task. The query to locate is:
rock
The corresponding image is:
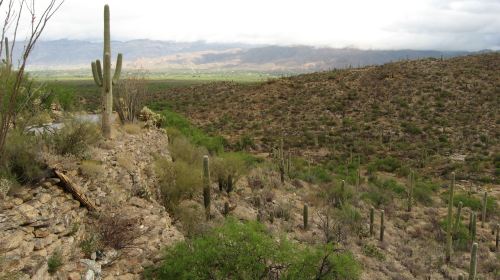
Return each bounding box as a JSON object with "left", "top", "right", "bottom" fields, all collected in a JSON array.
[
  {"left": 68, "top": 272, "right": 81, "bottom": 280},
  {"left": 33, "top": 234, "right": 56, "bottom": 250},
  {"left": 85, "top": 269, "right": 95, "bottom": 280},
  {"left": 34, "top": 228, "right": 50, "bottom": 238},
  {"left": 2, "top": 230, "right": 25, "bottom": 251},
  {"left": 38, "top": 193, "right": 51, "bottom": 204},
  {"left": 47, "top": 178, "right": 61, "bottom": 184},
  {"left": 16, "top": 204, "right": 40, "bottom": 222},
  {"left": 129, "top": 197, "right": 147, "bottom": 208}
]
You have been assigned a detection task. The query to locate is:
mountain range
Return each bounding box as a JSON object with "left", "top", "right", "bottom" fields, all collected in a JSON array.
[{"left": 18, "top": 39, "right": 484, "bottom": 72}]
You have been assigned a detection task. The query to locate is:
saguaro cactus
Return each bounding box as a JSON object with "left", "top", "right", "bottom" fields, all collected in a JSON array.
[
  {"left": 407, "top": 170, "right": 414, "bottom": 212},
  {"left": 481, "top": 192, "right": 487, "bottom": 228},
  {"left": 468, "top": 242, "right": 478, "bottom": 280},
  {"left": 471, "top": 212, "right": 477, "bottom": 243},
  {"left": 3, "top": 37, "right": 11, "bottom": 69},
  {"left": 454, "top": 201, "right": 463, "bottom": 234},
  {"left": 202, "top": 155, "right": 211, "bottom": 220},
  {"left": 445, "top": 172, "right": 455, "bottom": 262},
  {"left": 303, "top": 204, "right": 308, "bottom": 230},
  {"left": 380, "top": 210, "right": 385, "bottom": 242},
  {"left": 369, "top": 206, "right": 374, "bottom": 236},
  {"left": 91, "top": 5, "right": 123, "bottom": 139},
  {"left": 495, "top": 223, "right": 499, "bottom": 252}
]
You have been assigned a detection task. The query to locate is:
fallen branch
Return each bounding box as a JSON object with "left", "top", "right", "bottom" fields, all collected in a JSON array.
[{"left": 53, "top": 169, "right": 97, "bottom": 212}]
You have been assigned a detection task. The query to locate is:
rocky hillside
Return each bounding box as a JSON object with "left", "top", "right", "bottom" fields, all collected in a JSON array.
[
  {"left": 151, "top": 53, "right": 500, "bottom": 182},
  {"left": 0, "top": 127, "right": 183, "bottom": 279}
]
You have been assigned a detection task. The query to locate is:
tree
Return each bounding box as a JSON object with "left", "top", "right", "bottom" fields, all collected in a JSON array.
[{"left": 0, "top": 0, "right": 65, "bottom": 159}]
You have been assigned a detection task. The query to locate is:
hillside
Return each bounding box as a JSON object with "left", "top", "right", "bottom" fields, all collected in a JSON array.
[{"left": 150, "top": 53, "right": 500, "bottom": 183}]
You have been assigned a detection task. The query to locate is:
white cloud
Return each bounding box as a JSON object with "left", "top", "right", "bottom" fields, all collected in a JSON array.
[{"left": 6, "top": 0, "right": 500, "bottom": 50}]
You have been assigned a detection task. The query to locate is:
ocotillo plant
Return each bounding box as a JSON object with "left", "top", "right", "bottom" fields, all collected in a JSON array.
[
  {"left": 468, "top": 242, "right": 478, "bottom": 280},
  {"left": 380, "top": 210, "right": 385, "bottom": 242},
  {"left": 369, "top": 207, "right": 374, "bottom": 236},
  {"left": 445, "top": 172, "right": 455, "bottom": 262},
  {"left": 91, "top": 5, "right": 123, "bottom": 139},
  {"left": 454, "top": 201, "right": 463, "bottom": 234},
  {"left": 481, "top": 192, "right": 487, "bottom": 228},
  {"left": 303, "top": 204, "right": 308, "bottom": 230},
  {"left": 407, "top": 170, "right": 414, "bottom": 212},
  {"left": 202, "top": 156, "right": 211, "bottom": 220}
]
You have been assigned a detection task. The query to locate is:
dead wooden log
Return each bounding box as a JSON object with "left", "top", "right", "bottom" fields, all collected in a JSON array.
[{"left": 53, "top": 169, "right": 97, "bottom": 212}]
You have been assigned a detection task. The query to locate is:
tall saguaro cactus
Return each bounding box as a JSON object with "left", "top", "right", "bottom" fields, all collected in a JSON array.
[
  {"left": 468, "top": 242, "right": 478, "bottom": 280},
  {"left": 91, "top": 5, "right": 123, "bottom": 138}
]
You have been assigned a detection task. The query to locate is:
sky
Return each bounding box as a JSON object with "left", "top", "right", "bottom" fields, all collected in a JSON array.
[{"left": 7, "top": 0, "right": 500, "bottom": 51}]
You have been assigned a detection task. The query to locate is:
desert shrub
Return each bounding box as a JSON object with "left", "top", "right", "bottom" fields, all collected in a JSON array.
[
  {"left": 401, "top": 121, "right": 422, "bottom": 135},
  {"left": 50, "top": 120, "right": 100, "bottom": 157},
  {"left": 1, "top": 130, "right": 44, "bottom": 184},
  {"left": 146, "top": 219, "right": 361, "bottom": 280},
  {"left": 155, "top": 157, "right": 202, "bottom": 211},
  {"left": 292, "top": 162, "right": 333, "bottom": 184},
  {"left": 211, "top": 152, "right": 257, "bottom": 190},
  {"left": 442, "top": 192, "right": 497, "bottom": 217},
  {"left": 96, "top": 213, "right": 140, "bottom": 250},
  {"left": 79, "top": 233, "right": 102, "bottom": 258},
  {"left": 361, "top": 188, "right": 392, "bottom": 207},
  {"left": 175, "top": 200, "right": 208, "bottom": 238},
  {"left": 114, "top": 76, "right": 147, "bottom": 124},
  {"left": 362, "top": 243, "right": 386, "bottom": 261},
  {"left": 367, "top": 157, "right": 402, "bottom": 174},
  {"left": 324, "top": 180, "right": 354, "bottom": 208},
  {"left": 439, "top": 219, "right": 470, "bottom": 251},
  {"left": 169, "top": 136, "right": 208, "bottom": 165},
  {"left": 160, "top": 109, "right": 224, "bottom": 154},
  {"left": 47, "top": 251, "right": 63, "bottom": 274},
  {"left": 123, "top": 123, "right": 142, "bottom": 134},
  {"left": 370, "top": 177, "right": 405, "bottom": 196},
  {"left": 413, "top": 180, "right": 439, "bottom": 206},
  {"left": 236, "top": 134, "right": 255, "bottom": 151}
]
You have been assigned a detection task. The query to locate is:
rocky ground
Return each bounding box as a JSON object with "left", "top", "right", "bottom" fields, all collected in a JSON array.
[
  {"left": 1, "top": 125, "right": 183, "bottom": 280},
  {"left": 1, "top": 122, "right": 498, "bottom": 279}
]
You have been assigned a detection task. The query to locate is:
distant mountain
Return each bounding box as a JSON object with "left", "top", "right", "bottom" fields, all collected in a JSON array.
[{"left": 18, "top": 39, "right": 477, "bottom": 72}]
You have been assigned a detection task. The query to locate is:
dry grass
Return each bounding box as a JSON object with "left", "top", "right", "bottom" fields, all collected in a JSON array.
[
  {"left": 79, "top": 160, "right": 104, "bottom": 178},
  {"left": 123, "top": 123, "right": 142, "bottom": 134}
]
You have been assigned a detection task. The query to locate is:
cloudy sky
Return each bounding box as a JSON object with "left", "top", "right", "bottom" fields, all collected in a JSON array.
[{"left": 10, "top": 0, "right": 500, "bottom": 51}]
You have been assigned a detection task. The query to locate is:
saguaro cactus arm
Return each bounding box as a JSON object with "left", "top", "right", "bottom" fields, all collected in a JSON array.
[
  {"left": 91, "top": 60, "right": 103, "bottom": 86},
  {"left": 112, "top": 53, "right": 123, "bottom": 85}
]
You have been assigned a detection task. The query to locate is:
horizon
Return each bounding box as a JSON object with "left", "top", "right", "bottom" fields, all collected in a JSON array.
[{"left": 9, "top": 0, "right": 500, "bottom": 52}]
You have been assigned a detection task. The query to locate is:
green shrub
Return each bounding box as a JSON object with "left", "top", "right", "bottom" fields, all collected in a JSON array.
[
  {"left": 160, "top": 109, "right": 224, "bottom": 154},
  {"left": 413, "top": 180, "right": 439, "bottom": 206},
  {"left": 47, "top": 251, "right": 63, "bottom": 274},
  {"left": 362, "top": 243, "right": 386, "bottom": 261},
  {"left": 169, "top": 136, "right": 208, "bottom": 165},
  {"left": 146, "top": 219, "right": 361, "bottom": 280},
  {"left": 50, "top": 120, "right": 100, "bottom": 157},
  {"left": 79, "top": 233, "right": 102, "bottom": 258},
  {"left": 1, "top": 130, "right": 44, "bottom": 184},
  {"left": 155, "top": 157, "right": 202, "bottom": 211},
  {"left": 367, "top": 157, "right": 402, "bottom": 174},
  {"left": 442, "top": 192, "right": 497, "bottom": 216}
]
